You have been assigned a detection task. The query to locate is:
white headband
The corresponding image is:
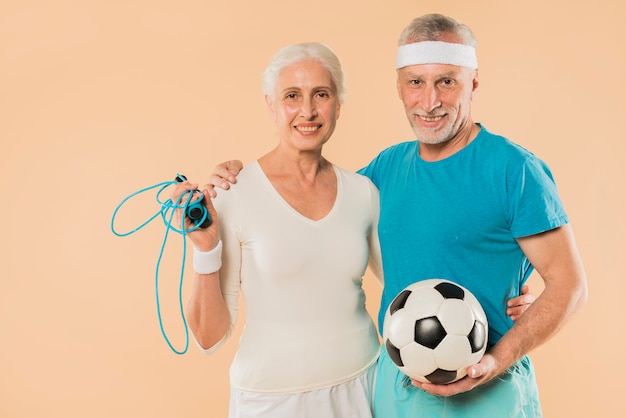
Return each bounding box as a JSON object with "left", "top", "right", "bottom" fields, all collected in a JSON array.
[{"left": 396, "top": 41, "right": 478, "bottom": 69}]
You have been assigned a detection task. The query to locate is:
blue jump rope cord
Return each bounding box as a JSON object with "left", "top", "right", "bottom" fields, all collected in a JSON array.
[{"left": 111, "top": 178, "right": 207, "bottom": 355}]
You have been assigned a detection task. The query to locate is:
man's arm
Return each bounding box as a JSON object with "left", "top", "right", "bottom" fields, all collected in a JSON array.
[{"left": 413, "top": 224, "right": 588, "bottom": 396}]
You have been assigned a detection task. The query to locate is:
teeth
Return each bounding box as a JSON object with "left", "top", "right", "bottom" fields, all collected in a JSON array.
[
  {"left": 297, "top": 126, "right": 320, "bottom": 132},
  {"left": 421, "top": 115, "right": 443, "bottom": 122}
]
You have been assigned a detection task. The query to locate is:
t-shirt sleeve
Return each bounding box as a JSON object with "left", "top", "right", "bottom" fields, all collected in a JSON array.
[{"left": 508, "top": 156, "right": 569, "bottom": 238}]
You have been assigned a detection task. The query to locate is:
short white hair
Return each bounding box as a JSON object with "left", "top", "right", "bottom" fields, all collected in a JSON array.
[{"left": 262, "top": 42, "right": 347, "bottom": 104}]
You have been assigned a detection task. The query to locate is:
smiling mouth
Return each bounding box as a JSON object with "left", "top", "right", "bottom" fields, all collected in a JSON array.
[
  {"left": 296, "top": 125, "right": 321, "bottom": 132},
  {"left": 419, "top": 115, "right": 444, "bottom": 122}
]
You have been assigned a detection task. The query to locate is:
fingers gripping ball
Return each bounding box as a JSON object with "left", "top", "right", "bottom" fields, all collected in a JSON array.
[{"left": 383, "top": 279, "right": 488, "bottom": 384}]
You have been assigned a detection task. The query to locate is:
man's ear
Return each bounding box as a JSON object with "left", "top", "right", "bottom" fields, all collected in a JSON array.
[
  {"left": 471, "top": 69, "right": 479, "bottom": 100},
  {"left": 396, "top": 73, "right": 402, "bottom": 99}
]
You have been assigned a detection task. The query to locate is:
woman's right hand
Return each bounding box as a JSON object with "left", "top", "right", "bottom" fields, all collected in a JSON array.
[{"left": 170, "top": 180, "right": 219, "bottom": 252}]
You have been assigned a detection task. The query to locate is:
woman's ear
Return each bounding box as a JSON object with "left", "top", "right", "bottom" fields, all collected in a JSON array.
[{"left": 265, "top": 95, "right": 276, "bottom": 121}]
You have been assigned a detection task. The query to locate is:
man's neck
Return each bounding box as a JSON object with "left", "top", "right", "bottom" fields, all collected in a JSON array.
[{"left": 419, "top": 123, "right": 480, "bottom": 162}]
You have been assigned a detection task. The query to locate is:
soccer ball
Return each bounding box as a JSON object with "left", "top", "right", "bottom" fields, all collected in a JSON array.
[{"left": 383, "top": 279, "right": 488, "bottom": 384}]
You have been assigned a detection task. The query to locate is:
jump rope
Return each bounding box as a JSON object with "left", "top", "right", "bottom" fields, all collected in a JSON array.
[{"left": 110, "top": 174, "right": 212, "bottom": 354}]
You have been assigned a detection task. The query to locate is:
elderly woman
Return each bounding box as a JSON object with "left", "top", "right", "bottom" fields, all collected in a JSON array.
[{"left": 173, "top": 42, "right": 383, "bottom": 417}]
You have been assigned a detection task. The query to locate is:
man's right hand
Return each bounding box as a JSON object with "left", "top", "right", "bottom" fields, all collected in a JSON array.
[{"left": 206, "top": 160, "right": 244, "bottom": 197}]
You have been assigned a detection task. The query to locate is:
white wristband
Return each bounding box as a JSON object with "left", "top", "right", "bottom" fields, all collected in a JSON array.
[{"left": 193, "top": 240, "right": 223, "bottom": 274}]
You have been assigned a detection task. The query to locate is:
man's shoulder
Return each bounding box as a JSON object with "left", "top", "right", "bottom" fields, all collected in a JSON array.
[
  {"left": 358, "top": 140, "right": 417, "bottom": 181},
  {"left": 374, "top": 140, "right": 418, "bottom": 161},
  {"left": 476, "top": 125, "right": 536, "bottom": 160}
]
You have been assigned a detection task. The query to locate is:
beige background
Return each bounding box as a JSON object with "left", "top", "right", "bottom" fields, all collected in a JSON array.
[{"left": 2, "top": 0, "right": 624, "bottom": 417}]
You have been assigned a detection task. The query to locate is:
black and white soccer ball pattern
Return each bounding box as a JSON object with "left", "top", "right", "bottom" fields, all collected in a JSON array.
[{"left": 383, "top": 279, "right": 488, "bottom": 384}]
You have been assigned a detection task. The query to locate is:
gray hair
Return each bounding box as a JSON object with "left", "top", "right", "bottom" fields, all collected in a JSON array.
[
  {"left": 398, "top": 14, "right": 478, "bottom": 48},
  {"left": 262, "top": 42, "right": 347, "bottom": 104}
]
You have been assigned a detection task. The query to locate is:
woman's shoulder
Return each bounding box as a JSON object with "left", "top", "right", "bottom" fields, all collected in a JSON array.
[
  {"left": 212, "top": 161, "right": 262, "bottom": 206},
  {"left": 333, "top": 164, "right": 379, "bottom": 196}
]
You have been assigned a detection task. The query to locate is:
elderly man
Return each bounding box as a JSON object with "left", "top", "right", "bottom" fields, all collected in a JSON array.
[{"left": 358, "top": 13, "right": 587, "bottom": 417}]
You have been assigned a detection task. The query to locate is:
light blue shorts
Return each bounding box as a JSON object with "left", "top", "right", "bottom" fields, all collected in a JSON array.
[{"left": 373, "top": 349, "right": 542, "bottom": 417}]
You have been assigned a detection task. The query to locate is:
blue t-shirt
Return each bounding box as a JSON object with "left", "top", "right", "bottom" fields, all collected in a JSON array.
[{"left": 359, "top": 124, "right": 568, "bottom": 345}]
